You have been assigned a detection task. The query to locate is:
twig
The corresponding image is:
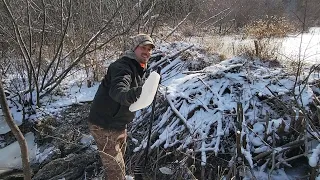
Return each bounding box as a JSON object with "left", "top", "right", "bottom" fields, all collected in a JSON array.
[
  {"left": 166, "top": 94, "right": 193, "bottom": 134},
  {"left": 275, "top": 154, "right": 305, "bottom": 167},
  {"left": 33, "top": 127, "right": 79, "bottom": 146},
  {"left": 264, "top": 112, "right": 270, "bottom": 142},
  {"left": 225, "top": 156, "right": 236, "bottom": 179},
  {"left": 244, "top": 124, "right": 272, "bottom": 149},
  {"left": 253, "top": 138, "right": 310, "bottom": 161},
  {"left": 265, "top": 85, "right": 293, "bottom": 114},
  {"left": 196, "top": 8, "right": 230, "bottom": 27},
  {"left": 151, "top": 45, "right": 194, "bottom": 68},
  {"left": 197, "top": 77, "right": 214, "bottom": 94},
  {"left": 164, "top": 12, "right": 191, "bottom": 41},
  {"left": 268, "top": 131, "right": 276, "bottom": 180}
]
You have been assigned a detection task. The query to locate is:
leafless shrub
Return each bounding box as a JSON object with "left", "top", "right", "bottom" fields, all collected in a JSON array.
[
  {"left": 181, "top": 24, "right": 197, "bottom": 37},
  {"left": 234, "top": 39, "right": 282, "bottom": 63},
  {"left": 244, "top": 16, "right": 295, "bottom": 39},
  {"left": 0, "top": 0, "right": 152, "bottom": 107},
  {"left": 239, "top": 16, "right": 294, "bottom": 61}
]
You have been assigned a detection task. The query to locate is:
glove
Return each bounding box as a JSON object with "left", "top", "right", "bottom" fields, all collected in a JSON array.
[
  {"left": 133, "top": 86, "right": 142, "bottom": 100},
  {"left": 127, "top": 86, "right": 142, "bottom": 104}
]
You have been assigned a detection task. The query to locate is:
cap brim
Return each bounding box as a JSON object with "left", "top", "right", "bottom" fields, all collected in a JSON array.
[{"left": 140, "top": 41, "right": 155, "bottom": 49}]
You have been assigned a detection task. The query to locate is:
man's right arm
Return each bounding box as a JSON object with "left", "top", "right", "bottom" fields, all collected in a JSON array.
[{"left": 108, "top": 65, "right": 142, "bottom": 106}]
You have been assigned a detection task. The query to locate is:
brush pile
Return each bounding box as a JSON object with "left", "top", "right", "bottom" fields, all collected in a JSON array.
[{"left": 128, "top": 42, "right": 320, "bottom": 179}]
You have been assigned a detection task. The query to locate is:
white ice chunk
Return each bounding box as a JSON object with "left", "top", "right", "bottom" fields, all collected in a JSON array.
[{"left": 129, "top": 71, "right": 160, "bottom": 112}]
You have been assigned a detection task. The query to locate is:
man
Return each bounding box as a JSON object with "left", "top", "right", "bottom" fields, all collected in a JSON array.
[{"left": 88, "top": 34, "right": 155, "bottom": 180}]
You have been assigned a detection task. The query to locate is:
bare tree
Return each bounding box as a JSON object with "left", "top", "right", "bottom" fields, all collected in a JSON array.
[{"left": 1, "top": 0, "right": 146, "bottom": 107}]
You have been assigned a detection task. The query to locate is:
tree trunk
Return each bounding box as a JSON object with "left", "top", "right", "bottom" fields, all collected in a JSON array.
[{"left": 0, "top": 74, "right": 32, "bottom": 180}]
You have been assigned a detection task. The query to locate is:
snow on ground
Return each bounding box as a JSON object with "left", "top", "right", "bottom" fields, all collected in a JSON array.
[
  {"left": 309, "top": 144, "right": 320, "bottom": 167},
  {"left": 248, "top": 168, "right": 291, "bottom": 180},
  {"left": 36, "top": 146, "right": 55, "bottom": 164},
  {"left": 0, "top": 98, "right": 24, "bottom": 134},
  {"left": 0, "top": 132, "right": 36, "bottom": 170},
  {"left": 38, "top": 72, "right": 100, "bottom": 117},
  {"left": 190, "top": 27, "right": 320, "bottom": 65},
  {"left": 281, "top": 27, "right": 320, "bottom": 64}
]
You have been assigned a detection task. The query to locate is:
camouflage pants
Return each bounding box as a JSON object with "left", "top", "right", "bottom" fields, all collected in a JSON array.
[{"left": 89, "top": 123, "right": 127, "bottom": 180}]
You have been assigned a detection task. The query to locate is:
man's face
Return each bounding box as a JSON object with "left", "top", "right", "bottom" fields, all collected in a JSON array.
[{"left": 134, "top": 44, "right": 153, "bottom": 64}]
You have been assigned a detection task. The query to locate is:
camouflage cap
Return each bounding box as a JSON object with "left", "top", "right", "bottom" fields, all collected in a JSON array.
[{"left": 131, "top": 34, "right": 155, "bottom": 50}]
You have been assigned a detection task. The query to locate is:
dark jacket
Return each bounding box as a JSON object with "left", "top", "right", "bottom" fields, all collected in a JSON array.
[{"left": 88, "top": 56, "right": 146, "bottom": 130}]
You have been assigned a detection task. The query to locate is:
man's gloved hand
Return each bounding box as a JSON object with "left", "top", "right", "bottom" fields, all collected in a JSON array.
[
  {"left": 133, "top": 86, "right": 142, "bottom": 100},
  {"left": 127, "top": 86, "right": 142, "bottom": 104}
]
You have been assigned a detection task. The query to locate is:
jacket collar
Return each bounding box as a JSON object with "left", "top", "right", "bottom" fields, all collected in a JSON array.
[
  {"left": 122, "top": 50, "right": 146, "bottom": 76},
  {"left": 123, "top": 50, "right": 147, "bottom": 69}
]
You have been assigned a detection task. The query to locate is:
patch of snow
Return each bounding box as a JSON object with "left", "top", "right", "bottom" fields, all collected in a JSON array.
[
  {"left": 90, "top": 145, "right": 98, "bottom": 150},
  {"left": 0, "top": 169, "right": 11, "bottom": 175},
  {"left": 281, "top": 27, "right": 320, "bottom": 65},
  {"left": 309, "top": 143, "right": 320, "bottom": 167},
  {"left": 80, "top": 134, "right": 94, "bottom": 146},
  {"left": 0, "top": 100, "right": 24, "bottom": 135},
  {"left": 159, "top": 166, "right": 174, "bottom": 175},
  {"left": 189, "top": 27, "right": 320, "bottom": 65},
  {"left": 251, "top": 136, "right": 264, "bottom": 147},
  {"left": 254, "top": 146, "right": 269, "bottom": 154},
  {"left": 125, "top": 175, "right": 134, "bottom": 180},
  {"left": 36, "top": 146, "right": 55, "bottom": 164},
  {"left": 253, "top": 123, "right": 265, "bottom": 134},
  {"left": 247, "top": 168, "right": 290, "bottom": 180},
  {"left": 0, "top": 132, "right": 36, "bottom": 169},
  {"left": 40, "top": 82, "right": 99, "bottom": 115}
]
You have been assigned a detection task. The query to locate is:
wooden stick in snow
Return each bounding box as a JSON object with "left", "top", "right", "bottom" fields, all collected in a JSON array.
[
  {"left": 197, "top": 77, "right": 214, "bottom": 94},
  {"left": 253, "top": 138, "right": 310, "bottom": 161},
  {"left": 275, "top": 153, "right": 305, "bottom": 167},
  {"left": 152, "top": 44, "right": 194, "bottom": 68},
  {"left": 166, "top": 95, "right": 192, "bottom": 134}
]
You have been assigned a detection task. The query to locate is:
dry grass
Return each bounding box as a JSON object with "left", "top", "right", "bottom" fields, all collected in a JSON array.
[
  {"left": 233, "top": 16, "right": 296, "bottom": 61},
  {"left": 244, "top": 16, "right": 295, "bottom": 39},
  {"left": 234, "top": 38, "right": 283, "bottom": 61}
]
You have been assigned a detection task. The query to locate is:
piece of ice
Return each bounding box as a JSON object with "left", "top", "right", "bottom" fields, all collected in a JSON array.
[{"left": 129, "top": 71, "right": 160, "bottom": 112}]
